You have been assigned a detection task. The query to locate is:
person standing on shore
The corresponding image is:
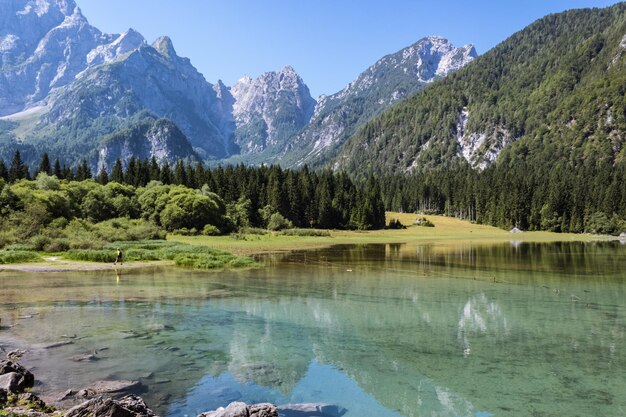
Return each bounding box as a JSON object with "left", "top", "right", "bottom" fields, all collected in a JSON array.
[{"left": 114, "top": 248, "right": 123, "bottom": 266}]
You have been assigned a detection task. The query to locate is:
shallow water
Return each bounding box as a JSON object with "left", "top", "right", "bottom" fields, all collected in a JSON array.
[{"left": 1, "top": 241, "right": 625, "bottom": 417}]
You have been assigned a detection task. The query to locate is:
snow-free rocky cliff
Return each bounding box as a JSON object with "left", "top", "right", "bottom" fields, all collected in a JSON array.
[
  {"left": 283, "top": 36, "right": 477, "bottom": 167},
  {"left": 230, "top": 66, "right": 316, "bottom": 154},
  {"left": 0, "top": 1, "right": 476, "bottom": 170}
]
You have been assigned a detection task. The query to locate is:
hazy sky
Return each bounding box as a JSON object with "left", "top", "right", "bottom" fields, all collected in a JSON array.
[{"left": 77, "top": 0, "right": 619, "bottom": 98}]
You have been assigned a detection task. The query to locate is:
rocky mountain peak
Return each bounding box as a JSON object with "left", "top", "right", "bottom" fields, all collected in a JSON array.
[
  {"left": 229, "top": 66, "right": 316, "bottom": 153},
  {"left": 86, "top": 28, "right": 145, "bottom": 66},
  {"left": 152, "top": 35, "right": 177, "bottom": 58}
]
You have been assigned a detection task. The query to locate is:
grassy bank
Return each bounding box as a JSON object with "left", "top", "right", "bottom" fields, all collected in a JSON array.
[
  {"left": 0, "top": 240, "right": 257, "bottom": 271},
  {"left": 168, "top": 213, "right": 616, "bottom": 255}
]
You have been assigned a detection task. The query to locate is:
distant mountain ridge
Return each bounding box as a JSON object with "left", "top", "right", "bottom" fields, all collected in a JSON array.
[
  {"left": 0, "top": 0, "right": 475, "bottom": 171},
  {"left": 281, "top": 36, "right": 476, "bottom": 168}
]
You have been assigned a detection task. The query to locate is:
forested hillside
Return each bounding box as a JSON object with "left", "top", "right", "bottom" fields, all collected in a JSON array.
[
  {"left": 336, "top": 3, "right": 626, "bottom": 175},
  {"left": 332, "top": 3, "right": 626, "bottom": 233}
]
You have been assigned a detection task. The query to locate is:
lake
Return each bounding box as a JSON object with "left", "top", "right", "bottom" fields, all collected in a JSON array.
[{"left": 1, "top": 241, "right": 625, "bottom": 417}]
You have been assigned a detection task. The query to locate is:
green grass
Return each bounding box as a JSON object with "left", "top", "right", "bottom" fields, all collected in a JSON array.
[
  {"left": 168, "top": 213, "right": 618, "bottom": 256},
  {"left": 0, "top": 250, "right": 41, "bottom": 264},
  {"left": 65, "top": 240, "right": 258, "bottom": 270}
]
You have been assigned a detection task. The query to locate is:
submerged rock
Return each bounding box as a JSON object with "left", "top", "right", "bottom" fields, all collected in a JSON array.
[
  {"left": 198, "top": 402, "right": 277, "bottom": 417},
  {"left": 65, "top": 395, "right": 156, "bottom": 417},
  {"left": 77, "top": 380, "right": 142, "bottom": 397},
  {"left": 278, "top": 404, "right": 348, "bottom": 417}
]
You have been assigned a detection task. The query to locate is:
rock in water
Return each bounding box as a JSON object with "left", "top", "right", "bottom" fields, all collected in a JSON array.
[
  {"left": 77, "top": 380, "right": 141, "bottom": 397},
  {"left": 198, "top": 402, "right": 277, "bottom": 417},
  {"left": 278, "top": 403, "right": 348, "bottom": 417},
  {"left": 65, "top": 395, "right": 155, "bottom": 417}
]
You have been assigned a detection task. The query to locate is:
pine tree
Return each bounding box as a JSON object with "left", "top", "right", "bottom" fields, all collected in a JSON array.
[
  {"left": 37, "top": 153, "right": 52, "bottom": 176},
  {"left": 96, "top": 168, "right": 109, "bottom": 184},
  {"left": 53, "top": 159, "right": 63, "bottom": 179},
  {"left": 0, "top": 159, "right": 7, "bottom": 181},
  {"left": 160, "top": 163, "right": 172, "bottom": 184},
  {"left": 149, "top": 156, "right": 160, "bottom": 182},
  {"left": 8, "top": 149, "right": 29, "bottom": 182},
  {"left": 111, "top": 159, "right": 124, "bottom": 183},
  {"left": 75, "top": 159, "right": 92, "bottom": 181},
  {"left": 125, "top": 157, "right": 137, "bottom": 186},
  {"left": 173, "top": 160, "right": 187, "bottom": 185}
]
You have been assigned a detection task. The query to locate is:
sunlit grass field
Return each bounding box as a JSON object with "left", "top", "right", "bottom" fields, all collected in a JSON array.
[{"left": 169, "top": 212, "right": 614, "bottom": 255}]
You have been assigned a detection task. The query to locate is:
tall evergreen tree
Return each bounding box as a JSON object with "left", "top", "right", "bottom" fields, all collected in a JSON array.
[
  {"left": 8, "top": 149, "right": 29, "bottom": 182},
  {"left": 96, "top": 168, "right": 109, "bottom": 184},
  {"left": 160, "top": 163, "right": 172, "bottom": 184},
  {"left": 111, "top": 159, "right": 124, "bottom": 183},
  {"left": 75, "top": 159, "right": 92, "bottom": 181},
  {"left": 37, "top": 153, "right": 52, "bottom": 176},
  {"left": 149, "top": 156, "right": 161, "bottom": 182},
  {"left": 53, "top": 159, "right": 63, "bottom": 179},
  {"left": 0, "top": 159, "right": 7, "bottom": 181}
]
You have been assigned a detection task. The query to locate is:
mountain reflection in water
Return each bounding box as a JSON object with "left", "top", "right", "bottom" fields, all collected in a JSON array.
[{"left": 0, "top": 241, "right": 624, "bottom": 417}]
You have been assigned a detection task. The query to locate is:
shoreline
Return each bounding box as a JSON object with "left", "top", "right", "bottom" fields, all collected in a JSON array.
[{"left": 0, "top": 214, "right": 620, "bottom": 273}]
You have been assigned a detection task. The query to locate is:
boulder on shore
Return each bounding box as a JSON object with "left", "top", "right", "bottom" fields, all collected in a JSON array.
[
  {"left": 198, "top": 402, "right": 277, "bottom": 417},
  {"left": 65, "top": 395, "right": 156, "bottom": 417},
  {"left": 0, "top": 360, "right": 34, "bottom": 393}
]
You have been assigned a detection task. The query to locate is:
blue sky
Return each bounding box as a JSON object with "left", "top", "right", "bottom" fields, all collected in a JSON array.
[{"left": 78, "top": 0, "right": 620, "bottom": 98}]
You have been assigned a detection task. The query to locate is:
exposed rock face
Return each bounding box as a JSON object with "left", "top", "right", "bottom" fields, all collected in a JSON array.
[
  {"left": 0, "top": 0, "right": 235, "bottom": 165},
  {"left": 455, "top": 107, "right": 513, "bottom": 170},
  {"left": 0, "top": 360, "right": 35, "bottom": 393},
  {"left": 96, "top": 118, "right": 198, "bottom": 174},
  {"left": 197, "top": 402, "right": 277, "bottom": 417},
  {"left": 230, "top": 66, "right": 316, "bottom": 154},
  {"left": 285, "top": 36, "right": 477, "bottom": 167},
  {"left": 0, "top": 0, "right": 134, "bottom": 115},
  {"left": 65, "top": 395, "right": 155, "bottom": 417}
]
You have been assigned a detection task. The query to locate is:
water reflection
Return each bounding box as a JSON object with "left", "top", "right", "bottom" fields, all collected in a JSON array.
[{"left": 0, "top": 241, "right": 625, "bottom": 417}]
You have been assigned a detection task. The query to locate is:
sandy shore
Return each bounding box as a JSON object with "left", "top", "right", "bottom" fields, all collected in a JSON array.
[{"left": 0, "top": 257, "right": 172, "bottom": 273}]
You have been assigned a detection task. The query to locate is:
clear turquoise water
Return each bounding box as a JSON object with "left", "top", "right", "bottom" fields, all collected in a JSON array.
[{"left": 0, "top": 241, "right": 625, "bottom": 417}]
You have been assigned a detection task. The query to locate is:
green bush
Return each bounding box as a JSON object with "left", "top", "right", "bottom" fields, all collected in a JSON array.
[
  {"left": 43, "top": 239, "right": 70, "bottom": 252},
  {"left": 279, "top": 228, "right": 331, "bottom": 236},
  {"left": 267, "top": 213, "right": 293, "bottom": 231},
  {"left": 239, "top": 227, "right": 269, "bottom": 235},
  {"left": 228, "top": 257, "right": 258, "bottom": 268},
  {"left": 387, "top": 218, "right": 406, "bottom": 229},
  {"left": 415, "top": 217, "right": 435, "bottom": 227},
  {"left": 64, "top": 250, "right": 116, "bottom": 263},
  {"left": 28, "top": 235, "right": 51, "bottom": 251},
  {"left": 202, "top": 224, "right": 221, "bottom": 236},
  {"left": 174, "top": 254, "right": 225, "bottom": 269},
  {"left": 0, "top": 250, "right": 41, "bottom": 264},
  {"left": 3, "top": 243, "right": 37, "bottom": 251},
  {"left": 124, "top": 248, "right": 161, "bottom": 261}
]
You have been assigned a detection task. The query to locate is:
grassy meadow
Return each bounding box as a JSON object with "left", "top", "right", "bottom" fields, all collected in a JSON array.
[{"left": 168, "top": 212, "right": 615, "bottom": 256}]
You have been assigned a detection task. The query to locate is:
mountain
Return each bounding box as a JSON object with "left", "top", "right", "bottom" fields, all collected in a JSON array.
[
  {"left": 0, "top": 0, "right": 141, "bottom": 114},
  {"left": 281, "top": 36, "right": 476, "bottom": 167},
  {"left": 0, "top": 0, "right": 475, "bottom": 171},
  {"left": 333, "top": 3, "right": 626, "bottom": 178},
  {"left": 0, "top": 0, "right": 235, "bottom": 167},
  {"left": 230, "top": 66, "right": 316, "bottom": 155}
]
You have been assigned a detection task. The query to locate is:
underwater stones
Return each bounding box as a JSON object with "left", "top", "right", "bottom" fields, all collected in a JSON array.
[
  {"left": 278, "top": 404, "right": 348, "bottom": 417},
  {"left": 197, "top": 402, "right": 278, "bottom": 417},
  {"left": 65, "top": 395, "right": 156, "bottom": 417},
  {"left": 77, "top": 380, "right": 142, "bottom": 397}
]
